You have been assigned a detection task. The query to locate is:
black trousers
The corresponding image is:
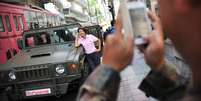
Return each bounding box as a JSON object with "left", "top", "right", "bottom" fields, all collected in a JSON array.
[{"left": 86, "top": 52, "right": 100, "bottom": 71}]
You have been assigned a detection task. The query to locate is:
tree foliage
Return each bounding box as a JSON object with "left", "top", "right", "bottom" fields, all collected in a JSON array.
[{"left": 88, "top": 0, "right": 104, "bottom": 22}]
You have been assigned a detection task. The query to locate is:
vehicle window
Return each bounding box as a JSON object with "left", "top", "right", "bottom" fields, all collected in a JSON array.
[
  {"left": 13, "top": 48, "right": 17, "bottom": 56},
  {"left": 25, "top": 32, "right": 51, "bottom": 48},
  {"left": 53, "top": 26, "right": 78, "bottom": 43},
  {"left": 6, "top": 50, "right": 12, "bottom": 60},
  {"left": 19, "top": 16, "right": 24, "bottom": 30},
  {"left": 13, "top": 16, "right": 19, "bottom": 31},
  {"left": 0, "top": 15, "right": 5, "bottom": 32},
  {"left": 87, "top": 27, "right": 99, "bottom": 36},
  {"left": 5, "top": 15, "right": 12, "bottom": 32}
]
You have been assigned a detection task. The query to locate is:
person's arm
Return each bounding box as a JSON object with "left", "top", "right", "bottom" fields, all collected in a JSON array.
[
  {"left": 76, "top": 64, "right": 121, "bottom": 101},
  {"left": 139, "top": 59, "right": 188, "bottom": 100},
  {"left": 138, "top": 11, "right": 188, "bottom": 100},
  {"left": 75, "top": 35, "right": 81, "bottom": 48},
  {"left": 139, "top": 11, "right": 184, "bottom": 83},
  {"left": 157, "top": 60, "right": 180, "bottom": 83},
  {"left": 96, "top": 39, "right": 101, "bottom": 52}
]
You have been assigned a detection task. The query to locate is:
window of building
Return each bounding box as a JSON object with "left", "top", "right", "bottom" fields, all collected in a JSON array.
[
  {"left": 19, "top": 16, "right": 24, "bottom": 30},
  {"left": 25, "top": 11, "right": 38, "bottom": 29},
  {"left": 47, "top": 15, "right": 53, "bottom": 27},
  {"left": 0, "top": 15, "right": 5, "bottom": 32},
  {"left": 36, "top": 12, "right": 43, "bottom": 28},
  {"left": 43, "top": 14, "right": 47, "bottom": 28},
  {"left": 24, "top": 11, "right": 31, "bottom": 29},
  {"left": 5, "top": 15, "right": 12, "bottom": 32},
  {"left": 31, "top": 12, "right": 39, "bottom": 29},
  {"left": 51, "top": 16, "right": 55, "bottom": 26},
  {"left": 13, "top": 16, "right": 19, "bottom": 31}
]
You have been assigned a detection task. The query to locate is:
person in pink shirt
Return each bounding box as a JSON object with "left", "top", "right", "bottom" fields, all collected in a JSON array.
[{"left": 75, "top": 27, "right": 101, "bottom": 71}]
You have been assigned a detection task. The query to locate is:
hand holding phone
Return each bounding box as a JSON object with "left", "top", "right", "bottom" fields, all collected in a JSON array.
[
  {"left": 121, "top": 1, "right": 152, "bottom": 46},
  {"left": 136, "top": 9, "right": 166, "bottom": 70}
]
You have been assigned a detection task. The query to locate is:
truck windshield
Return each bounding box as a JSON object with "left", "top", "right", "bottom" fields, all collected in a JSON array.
[
  {"left": 52, "top": 25, "right": 78, "bottom": 43},
  {"left": 24, "top": 32, "right": 51, "bottom": 48},
  {"left": 24, "top": 24, "right": 80, "bottom": 48}
]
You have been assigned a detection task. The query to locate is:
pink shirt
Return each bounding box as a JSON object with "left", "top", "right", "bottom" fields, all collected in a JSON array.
[{"left": 78, "top": 34, "right": 98, "bottom": 54}]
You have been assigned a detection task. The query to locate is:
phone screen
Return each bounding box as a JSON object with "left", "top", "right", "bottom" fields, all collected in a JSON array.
[{"left": 129, "top": 7, "right": 151, "bottom": 37}]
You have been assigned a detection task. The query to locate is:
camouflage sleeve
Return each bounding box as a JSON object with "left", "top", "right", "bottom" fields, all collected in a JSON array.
[
  {"left": 158, "top": 59, "right": 189, "bottom": 86},
  {"left": 139, "top": 59, "right": 188, "bottom": 100},
  {"left": 76, "top": 64, "right": 121, "bottom": 101},
  {"left": 159, "top": 59, "right": 181, "bottom": 84}
]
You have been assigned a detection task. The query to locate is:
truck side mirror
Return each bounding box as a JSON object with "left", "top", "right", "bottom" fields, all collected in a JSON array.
[{"left": 17, "top": 38, "right": 23, "bottom": 50}]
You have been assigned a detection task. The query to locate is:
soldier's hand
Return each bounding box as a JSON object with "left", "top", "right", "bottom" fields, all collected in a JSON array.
[
  {"left": 102, "top": 13, "right": 134, "bottom": 72},
  {"left": 138, "top": 11, "right": 165, "bottom": 71}
]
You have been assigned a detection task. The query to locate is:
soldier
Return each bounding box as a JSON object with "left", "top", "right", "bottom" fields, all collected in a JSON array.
[{"left": 77, "top": 0, "right": 201, "bottom": 101}]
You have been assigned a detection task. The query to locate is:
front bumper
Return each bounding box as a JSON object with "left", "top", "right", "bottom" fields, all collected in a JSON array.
[{"left": 3, "top": 74, "right": 81, "bottom": 100}]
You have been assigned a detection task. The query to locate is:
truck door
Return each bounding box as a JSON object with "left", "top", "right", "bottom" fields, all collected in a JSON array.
[
  {"left": 12, "top": 13, "right": 24, "bottom": 52},
  {"left": 0, "top": 12, "right": 13, "bottom": 64}
]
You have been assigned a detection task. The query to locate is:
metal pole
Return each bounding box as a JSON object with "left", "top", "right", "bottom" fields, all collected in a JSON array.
[{"left": 108, "top": 0, "right": 115, "bottom": 24}]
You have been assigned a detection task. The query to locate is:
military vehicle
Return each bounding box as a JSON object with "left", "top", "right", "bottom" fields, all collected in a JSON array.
[{"left": 0, "top": 23, "right": 91, "bottom": 100}]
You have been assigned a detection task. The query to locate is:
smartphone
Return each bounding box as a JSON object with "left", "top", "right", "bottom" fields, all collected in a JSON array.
[{"left": 121, "top": 1, "right": 152, "bottom": 46}]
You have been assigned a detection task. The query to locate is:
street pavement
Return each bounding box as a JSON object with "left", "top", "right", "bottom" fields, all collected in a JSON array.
[{"left": 117, "top": 49, "right": 157, "bottom": 101}]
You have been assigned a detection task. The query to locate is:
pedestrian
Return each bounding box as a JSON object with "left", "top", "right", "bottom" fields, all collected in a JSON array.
[
  {"left": 75, "top": 27, "right": 101, "bottom": 72},
  {"left": 103, "top": 20, "right": 115, "bottom": 41},
  {"left": 76, "top": 0, "right": 201, "bottom": 101}
]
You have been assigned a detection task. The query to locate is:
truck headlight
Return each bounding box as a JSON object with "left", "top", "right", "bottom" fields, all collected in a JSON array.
[
  {"left": 67, "top": 63, "right": 78, "bottom": 74},
  {"left": 9, "top": 72, "right": 16, "bottom": 80},
  {"left": 56, "top": 65, "right": 65, "bottom": 74}
]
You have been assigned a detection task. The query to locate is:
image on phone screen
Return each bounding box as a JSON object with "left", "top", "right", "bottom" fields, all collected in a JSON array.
[{"left": 129, "top": 8, "right": 151, "bottom": 37}]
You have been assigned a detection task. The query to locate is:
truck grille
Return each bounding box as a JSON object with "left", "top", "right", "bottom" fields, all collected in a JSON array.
[{"left": 16, "top": 64, "right": 51, "bottom": 81}]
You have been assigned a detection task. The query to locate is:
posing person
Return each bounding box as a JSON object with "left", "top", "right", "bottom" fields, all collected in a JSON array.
[{"left": 75, "top": 28, "right": 101, "bottom": 71}]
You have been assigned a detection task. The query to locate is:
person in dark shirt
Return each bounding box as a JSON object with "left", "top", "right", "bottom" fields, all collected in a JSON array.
[
  {"left": 77, "top": 0, "right": 201, "bottom": 101},
  {"left": 103, "top": 20, "right": 115, "bottom": 41}
]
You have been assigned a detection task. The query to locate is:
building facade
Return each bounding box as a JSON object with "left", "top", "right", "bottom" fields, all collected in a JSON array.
[{"left": 63, "top": 0, "right": 90, "bottom": 25}]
